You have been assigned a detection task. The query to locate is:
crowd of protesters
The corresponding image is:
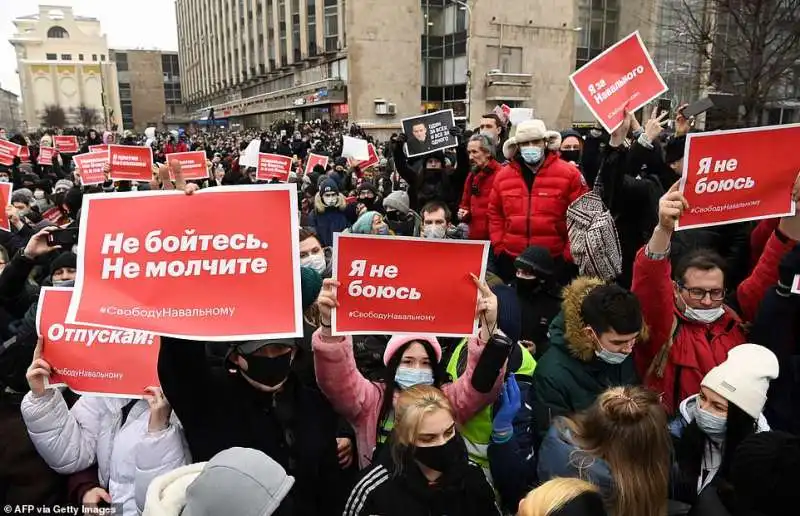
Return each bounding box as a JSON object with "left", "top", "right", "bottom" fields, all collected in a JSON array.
[{"left": 0, "top": 100, "right": 798, "bottom": 516}]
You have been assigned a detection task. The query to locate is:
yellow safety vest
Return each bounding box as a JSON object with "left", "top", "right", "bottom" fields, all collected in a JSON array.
[{"left": 445, "top": 338, "right": 536, "bottom": 468}]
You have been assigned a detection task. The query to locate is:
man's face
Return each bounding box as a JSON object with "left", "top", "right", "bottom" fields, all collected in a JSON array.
[
  {"left": 588, "top": 327, "right": 639, "bottom": 355},
  {"left": 479, "top": 118, "right": 500, "bottom": 143},
  {"left": 299, "top": 236, "right": 323, "bottom": 260},
  {"left": 422, "top": 208, "right": 447, "bottom": 228},
  {"left": 412, "top": 123, "right": 427, "bottom": 142},
  {"left": 53, "top": 267, "right": 77, "bottom": 283},
  {"left": 0, "top": 130, "right": 7, "bottom": 140},
  {"left": 467, "top": 140, "right": 490, "bottom": 168},
  {"left": 0, "top": 174, "right": 10, "bottom": 183},
  {"left": 675, "top": 267, "right": 725, "bottom": 310},
  {"left": 560, "top": 136, "right": 581, "bottom": 153},
  {"left": 425, "top": 158, "right": 442, "bottom": 170},
  {"left": 12, "top": 201, "right": 28, "bottom": 212}
]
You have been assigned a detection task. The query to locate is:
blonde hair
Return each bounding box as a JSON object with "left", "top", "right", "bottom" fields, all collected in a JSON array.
[
  {"left": 518, "top": 478, "right": 600, "bottom": 516},
  {"left": 389, "top": 385, "right": 454, "bottom": 474},
  {"left": 560, "top": 386, "right": 670, "bottom": 516}
]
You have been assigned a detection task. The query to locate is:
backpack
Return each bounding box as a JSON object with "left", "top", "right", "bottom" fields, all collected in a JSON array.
[{"left": 567, "top": 188, "right": 623, "bottom": 280}]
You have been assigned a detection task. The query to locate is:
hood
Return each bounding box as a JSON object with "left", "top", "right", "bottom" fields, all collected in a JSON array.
[
  {"left": 145, "top": 127, "right": 156, "bottom": 139},
  {"left": 679, "top": 394, "right": 771, "bottom": 433},
  {"left": 142, "top": 462, "right": 205, "bottom": 516},
  {"left": 314, "top": 192, "right": 347, "bottom": 212},
  {"left": 557, "top": 276, "right": 649, "bottom": 362}
]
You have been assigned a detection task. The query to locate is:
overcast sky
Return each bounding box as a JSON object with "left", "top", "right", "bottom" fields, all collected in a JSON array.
[{"left": 0, "top": 0, "right": 178, "bottom": 96}]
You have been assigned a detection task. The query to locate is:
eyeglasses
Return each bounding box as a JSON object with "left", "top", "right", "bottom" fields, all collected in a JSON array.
[{"left": 678, "top": 283, "right": 726, "bottom": 301}]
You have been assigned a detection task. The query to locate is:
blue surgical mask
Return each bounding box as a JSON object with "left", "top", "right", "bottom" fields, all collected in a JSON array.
[
  {"left": 595, "top": 347, "right": 629, "bottom": 365},
  {"left": 395, "top": 367, "right": 434, "bottom": 390},
  {"left": 693, "top": 404, "right": 727, "bottom": 440},
  {"left": 520, "top": 146, "right": 543, "bottom": 165}
]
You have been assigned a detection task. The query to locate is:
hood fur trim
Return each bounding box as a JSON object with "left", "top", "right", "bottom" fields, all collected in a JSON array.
[
  {"left": 314, "top": 192, "right": 347, "bottom": 213},
  {"left": 561, "top": 276, "right": 649, "bottom": 362}
]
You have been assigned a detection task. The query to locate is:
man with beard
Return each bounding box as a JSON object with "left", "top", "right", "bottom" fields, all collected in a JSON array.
[{"left": 458, "top": 134, "right": 501, "bottom": 240}]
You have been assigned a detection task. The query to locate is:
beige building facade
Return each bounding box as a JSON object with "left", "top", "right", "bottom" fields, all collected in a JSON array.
[
  {"left": 110, "top": 50, "right": 184, "bottom": 131},
  {"left": 176, "top": 0, "right": 658, "bottom": 133},
  {"left": 9, "top": 5, "right": 122, "bottom": 131}
]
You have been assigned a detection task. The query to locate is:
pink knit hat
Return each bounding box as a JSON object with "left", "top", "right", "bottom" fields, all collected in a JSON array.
[{"left": 383, "top": 335, "right": 442, "bottom": 366}]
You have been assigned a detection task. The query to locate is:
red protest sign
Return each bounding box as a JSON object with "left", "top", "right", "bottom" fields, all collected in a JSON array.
[
  {"left": 19, "top": 146, "right": 30, "bottom": 162},
  {"left": 166, "top": 151, "right": 209, "bottom": 181},
  {"left": 677, "top": 124, "right": 800, "bottom": 230},
  {"left": 0, "top": 183, "right": 11, "bottom": 232},
  {"left": 0, "top": 139, "right": 21, "bottom": 165},
  {"left": 108, "top": 145, "right": 153, "bottom": 181},
  {"left": 37, "top": 287, "right": 160, "bottom": 397},
  {"left": 89, "top": 144, "right": 109, "bottom": 153},
  {"left": 356, "top": 144, "right": 380, "bottom": 170},
  {"left": 257, "top": 153, "right": 292, "bottom": 182},
  {"left": 54, "top": 135, "right": 80, "bottom": 154},
  {"left": 42, "top": 207, "right": 68, "bottom": 226},
  {"left": 73, "top": 151, "right": 108, "bottom": 185},
  {"left": 38, "top": 146, "right": 56, "bottom": 166},
  {"left": 570, "top": 31, "right": 667, "bottom": 133},
  {"left": 332, "top": 234, "right": 489, "bottom": 336},
  {"left": 304, "top": 153, "right": 329, "bottom": 175},
  {"left": 67, "top": 184, "right": 303, "bottom": 341}
]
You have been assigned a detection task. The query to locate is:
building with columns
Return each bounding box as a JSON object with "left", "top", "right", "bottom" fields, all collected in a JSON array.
[{"left": 9, "top": 5, "right": 122, "bottom": 131}]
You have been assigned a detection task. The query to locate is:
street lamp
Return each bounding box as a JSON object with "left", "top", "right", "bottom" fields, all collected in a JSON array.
[{"left": 451, "top": 0, "right": 472, "bottom": 125}]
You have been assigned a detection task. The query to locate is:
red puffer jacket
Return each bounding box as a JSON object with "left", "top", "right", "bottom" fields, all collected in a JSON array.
[
  {"left": 459, "top": 158, "right": 501, "bottom": 240},
  {"left": 488, "top": 153, "right": 588, "bottom": 258}
]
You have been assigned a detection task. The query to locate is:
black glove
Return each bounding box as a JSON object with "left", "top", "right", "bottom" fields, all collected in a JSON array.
[
  {"left": 449, "top": 126, "right": 464, "bottom": 138},
  {"left": 778, "top": 243, "right": 800, "bottom": 294},
  {"left": 462, "top": 129, "right": 475, "bottom": 140}
]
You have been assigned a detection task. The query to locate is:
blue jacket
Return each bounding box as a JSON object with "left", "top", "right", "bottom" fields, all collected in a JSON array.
[
  {"left": 537, "top": 423, "right": 613, "bottom": 499},
  {"left": 309, "top": 193, "right": 349, "bottom": 247}
]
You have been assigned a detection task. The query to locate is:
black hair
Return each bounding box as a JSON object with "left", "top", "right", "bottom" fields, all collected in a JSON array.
[
  {"left": 674, "top": 402, "right": 758, "bottom": 502},
  {"left": 420, "top": 200, "right": 451, "bottom": 222},
  {"left": 581, "top": 284, "right": 642, "bottom": 336},
  {"left": 673, "top": 248, "right": 727, "bottom": 283},
  {"left": 375, "top": 340, "right": 447, "bottom": 452},
  {"left": 480, "top": 113, "right": 507, "bottom": 140}
]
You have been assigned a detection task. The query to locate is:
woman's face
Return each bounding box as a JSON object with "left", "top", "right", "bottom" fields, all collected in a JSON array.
[
  {"left": 371, "top": 214, "right": 387, "bottom": 234},
  {"left": 400, "top": 342, "right": 432, "bottom": 371},
  {"left": 414, "top": 408, "right": 456, "bottom": 448},
  {"left": 698, "top": 386, "right": 728, "bottom": 417}
]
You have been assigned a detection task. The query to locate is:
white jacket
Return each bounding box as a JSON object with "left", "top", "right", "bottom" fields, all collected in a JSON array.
[{"left": 21, "top": 389, "right": 189, "bottom": 515}]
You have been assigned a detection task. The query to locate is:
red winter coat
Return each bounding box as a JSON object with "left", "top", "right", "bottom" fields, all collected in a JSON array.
[
  {"left": 487, "top": 154, "right": 588, "bottom": 259},
  {"left": 164, "top": 141, "right": 189, "bottom": 155},
  {"left": 459, "top": 158, "right": 501, "bottom": 240},
  {"left": 631, "top": 229, "right": 796, "bottom": 414}
]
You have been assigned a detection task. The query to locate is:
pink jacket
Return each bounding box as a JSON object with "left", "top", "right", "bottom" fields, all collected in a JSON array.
[{"left": 312, "top": 330, "right": 504, "bottom": 469}]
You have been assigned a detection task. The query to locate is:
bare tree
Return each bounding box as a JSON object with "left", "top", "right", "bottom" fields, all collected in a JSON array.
[
  {"left": 40, "top": 104, "right": 67, "bottom": 129},
  {"left": 77, "top": 104, "right": 101, "bottom": 128},
  {"left": 673, "top": 0, "right": 800, "bottom": 125}
]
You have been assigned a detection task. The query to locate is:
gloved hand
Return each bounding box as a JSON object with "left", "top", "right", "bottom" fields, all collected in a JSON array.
[
  {"left": 449, "top": 126, "right": 464, "bottom": 139},
  {"left": 778, "top": 243, "right": 800, "bottom": 295},
  {"left": 492, "top": 374, "right": 521, "bottom": 436}
]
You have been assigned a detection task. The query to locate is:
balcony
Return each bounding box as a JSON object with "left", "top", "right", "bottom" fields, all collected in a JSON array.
[{"left": 485, "top": 72, "right": 532, "bottom": 102}]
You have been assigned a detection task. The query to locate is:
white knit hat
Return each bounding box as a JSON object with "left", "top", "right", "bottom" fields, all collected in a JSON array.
[
  {"left": 701, "top": 344, "right": 779, "bottom": 419},
  {"left": 502, "top": 119, "right": 562, "bottom": 160}
]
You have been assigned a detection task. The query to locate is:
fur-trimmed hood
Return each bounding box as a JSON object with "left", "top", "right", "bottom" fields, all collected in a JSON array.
[
  {"left": 314, "top": 192, "right": 347, "bottom": 213},
  {"left": 557, "top": 276, "right": 648, "bottom": 362}
]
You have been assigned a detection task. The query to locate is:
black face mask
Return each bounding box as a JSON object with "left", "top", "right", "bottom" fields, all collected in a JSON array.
[
  {"left": 243, "top": 351, "right": 292, "bottom": 387},
  {"left": 359, "top": 196, "right": 376, "bottom": 210},
  {"left": 385, "top": 210, "right": 403, "bottom": 222},
  {"left": 561, "top": 150, "right": 581, "bottom": 164},
  {"left": 414, "top": 435, "right": 465, "bottom": 473},
  {"left": 423, "top": 168, "right": 440, "bottom": 184},
  {"left": 516, "top": 277, "right": 546, "bottom": 297}
]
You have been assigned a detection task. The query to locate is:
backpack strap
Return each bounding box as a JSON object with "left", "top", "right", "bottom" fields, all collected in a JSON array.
[{"left": 646, "top": 316, "right": 681, "bottom": 380}]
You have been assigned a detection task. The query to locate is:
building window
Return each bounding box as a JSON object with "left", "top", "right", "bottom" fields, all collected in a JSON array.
[
  {"left": 92, "top": 54, "right": 98, "bottom": 61},
  {"left": 100, "top": 55, "right": 106, "bottom": 61},
  {"left": 47, "top": 26, "right": 69, "bottom": 39},
  {"left": 60, "top": 54, "right": 72, "bottom": 61},
  {"left": 324, "top": 0, "right": 338, "bottom": 52},
  {"left": 78, "top": 53, "right": 84, "bottom": 61},
  {"left": 116, "top": 53, "right": 128, "bottom": 71},
  {"left": 119, "top": 83, "right": 131, "bottom": 100},
  {"left": 576, "top": 0, "right": 619, "bottom": 68},
  {"left": 46, "top": 53, "right": 57, "bottom": 61}
]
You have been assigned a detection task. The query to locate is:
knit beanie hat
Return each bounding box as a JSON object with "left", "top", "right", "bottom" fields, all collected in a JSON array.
[
  {"left": 350, "top": 210, "right": 380, "bottom": 234},
  {"left": 54, "top": 179, "right": 74, "bottom": 193},
  {"left": 11, "top": 188, "right": 33, "bottom": 205},
  {"left": 731, "top": 431, "right": 800, "bottom": 516},
  {"left": 664, "top": 135, "right": 687, "bottom": 165},
  {"left": 300, "top": 267, "right": 322, "bottom": 312},
  {"left": 514, "top": 245, "right": 555, "bottom": 278},
  {"left": 701, "top": 344, "right": 779, "bottom": 419},
  {"left": 383, "top": 190, "right": 410, "bottom": 215},
  {"left": 383, "top": 335, "right": 442, "bottom": 366},
  {"left": 50, "top": 252, "right": 77, "bottom": 275},
  {"left": 319, "top": 177, "right": 339, "bottom": 195}
]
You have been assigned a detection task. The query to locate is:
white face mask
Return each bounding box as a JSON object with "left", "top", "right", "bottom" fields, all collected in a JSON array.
[
  {"left": 422, "top": 225, "right": 447, "bottom": 239},
  {"left": 301, "top": 253, "right": 326, "bottom": 274},
  {"left": 684, "top": 305, "right": 725, "bottom": 324},
  {"left": 322, "top": 193, "right": 338, "bottom": 207},
  {"left": 34, "top": 190, "right": 45, "bottom": 200}
]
